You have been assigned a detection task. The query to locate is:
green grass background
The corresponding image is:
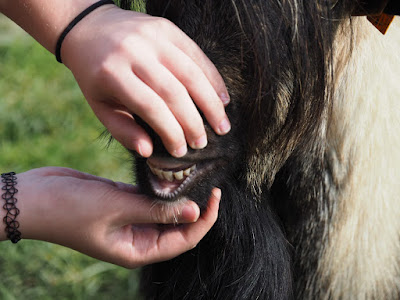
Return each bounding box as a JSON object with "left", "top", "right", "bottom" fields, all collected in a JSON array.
[{"left": 0, "top": 13, "right": 141, "bottom": 299}]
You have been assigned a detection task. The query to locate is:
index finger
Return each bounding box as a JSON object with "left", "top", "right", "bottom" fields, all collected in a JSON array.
[{"left": 171, "top": 29, "right": 230, "bottom": 106}]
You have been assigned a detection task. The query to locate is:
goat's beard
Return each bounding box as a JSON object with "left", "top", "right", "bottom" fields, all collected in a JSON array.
[
  {"left": 136, "top": 153, "right": 293, "bottom": 300},
  {"left": 132, "top": 106, "right": 293, "bottom": 299}
]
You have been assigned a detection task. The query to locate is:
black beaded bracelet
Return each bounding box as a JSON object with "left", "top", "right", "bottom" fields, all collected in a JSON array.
[
  {"left": 55, "top": 0, "right": 115, "bottom": 63},
  {"left": 1, "top": 172, "right": 21, "bottom": 243}
]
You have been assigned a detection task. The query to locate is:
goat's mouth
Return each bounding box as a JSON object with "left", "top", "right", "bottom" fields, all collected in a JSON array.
[{"left": 145, "top": 157, "right": 212, "bottom": 201}]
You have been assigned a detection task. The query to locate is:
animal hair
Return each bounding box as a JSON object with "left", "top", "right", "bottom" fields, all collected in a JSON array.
[{"left": 120, "top": 0, "right": 400, "bottom": 299}]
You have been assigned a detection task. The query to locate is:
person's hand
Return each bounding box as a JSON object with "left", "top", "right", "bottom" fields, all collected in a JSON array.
[
  {"left": 8, "top": 167, "right": 220, "bottom": 268},
  {"left": 61, "top": 5, "right": 231, "bottom": 158}
]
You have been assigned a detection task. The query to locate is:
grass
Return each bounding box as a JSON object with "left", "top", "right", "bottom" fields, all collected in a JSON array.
[
  {"left": 0, "top": 15, "right": 141, "bottom": 299},
  {"left": 116, "top": 0, "right": 146, "bottom": 11}
]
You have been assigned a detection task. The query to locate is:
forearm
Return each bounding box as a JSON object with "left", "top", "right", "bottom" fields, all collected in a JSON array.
[
  {"left": 0, "top": 0, "right": 98, "bottom": 53},
  {"left": 0, "top": 168, "right": 220, "bottom": 269},
  {"left": 0, "top": 1, "right": 231, "bottom": 159}
]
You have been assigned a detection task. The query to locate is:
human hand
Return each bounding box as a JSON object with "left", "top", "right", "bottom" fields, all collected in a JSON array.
[
  {"left": 7, "top": 167, "right": 220, "bottom": 268},
  {"left": 61, "top": 5, "right": 231, "bottom": 158}
]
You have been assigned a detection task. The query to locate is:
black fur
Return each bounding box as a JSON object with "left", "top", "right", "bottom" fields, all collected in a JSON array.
[
  {"left": 140, "top": 184, "right": 292, "bottom": 299},
  {"left": 119, "top": 0, "right": 359, "bottom": 299}
]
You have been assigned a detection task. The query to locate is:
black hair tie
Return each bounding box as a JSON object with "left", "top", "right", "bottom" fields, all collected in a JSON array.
[{"left": 55, "top": 0, "right": 115, "bottom": 63}]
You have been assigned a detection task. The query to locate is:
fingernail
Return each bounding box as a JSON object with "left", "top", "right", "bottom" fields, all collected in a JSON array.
[
  {"left": 191, "top": 134, "right": 208, "bottom": 149},
  {"left": 173, "top": 144, "right": 187, "bottom": 158},
  {"left": 137, "top": 144, "right": 144, "bottom": 157},
  {"left": 217, "top": 118, "right": 231, "bottom": 135},
  {"left": 220, "top": 93, "right": 230, "bottom": 105},
  {"left": 136, "top": 141, "right": 152, "bottom": 157}
]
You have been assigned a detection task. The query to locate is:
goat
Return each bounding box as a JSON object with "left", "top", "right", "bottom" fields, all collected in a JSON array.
[{"left": 120, "top": 0, "right": 400, "bottom": 299}]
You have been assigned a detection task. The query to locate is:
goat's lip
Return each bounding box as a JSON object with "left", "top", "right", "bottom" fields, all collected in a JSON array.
[{"left": 145, "top": 157, "right": 208, "bottom": 200}]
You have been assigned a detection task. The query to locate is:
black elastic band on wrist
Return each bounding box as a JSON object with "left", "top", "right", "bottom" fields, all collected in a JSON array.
[
  {"left": 55, "top": 0, "right": 115, "bottom": 63},
  {"left": 1, "top": 172, "right": 21, "bottom": 244}
]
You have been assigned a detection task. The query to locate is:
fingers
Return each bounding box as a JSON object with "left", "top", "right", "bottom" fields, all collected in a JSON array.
[
  {"left": 143, "top": 188, "right": 221, "bottom": 263},
  {"left": 133, "top": 62, "right": 208, "bottom": 150},
  {"left": 75, "top": 12, "right": 231, "bottom": 158},
  {"left": 93, "top": 189, "right": 218, "bottom": 269},
  {"left": 103, "top": 70, "right": 189, "bottom": 157},
  {"left": 107, "top": 54, "right": 229, "bottom": 157},
  {"left": 168, "top": 26, "right": 230, "bottom": 106},
  {"left": 88, "top": 100, "right": 153, "bottom": 156},
  {"left": 161, "top": 45, "right": 231, "bottom": 136}
]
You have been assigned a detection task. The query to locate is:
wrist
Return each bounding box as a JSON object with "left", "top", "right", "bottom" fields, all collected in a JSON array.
[
  {"left": 0, "top": 170, "right": 49, "bottom": 243},
  {"left": 0, "top": 172, "right": 21, "bottom": 243},
  {"left": 60, "top": 3, "right": 119, "bottom": 68},
  {"left": 0, "top": 176, "right": 7, "bottom": 241},
  {"left": 56, "top": 0, "right": 116, "bottom": 64},
  {"left": 11, "top": 170, "right": 54, "bottom": 243}
]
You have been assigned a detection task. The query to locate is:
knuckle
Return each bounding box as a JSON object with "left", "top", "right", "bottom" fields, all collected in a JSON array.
[
  {"left": 135, "top": 17, "right": 172, "bottom": 38},
  {"left": 159, "top": 84, "right": 189, "bottom": 104},
  {"left": 94, "top": 59, "right": 116, "bottom": 85},
  {"left": 183, "top": 70, "right": 199, "bottom": 87},
  {"left": 204, "top": 98, "right": 225, "bottom": 119},
  {"left": 117, "top": 35, "right": 137, "bottom": 54},
  {"left": 102, "top": 32, "right": 139, "bottom": 58},
  {"left": 134, "top": 22, "right": 153, "bottom": 36},
  {"left": 151, "top": 17, "right": 174, "bottom": 32}
]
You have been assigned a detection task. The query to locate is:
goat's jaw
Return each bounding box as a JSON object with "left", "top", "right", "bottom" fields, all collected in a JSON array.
[{"left": 145, "top": 157, "right": 208, "bottom": 201}]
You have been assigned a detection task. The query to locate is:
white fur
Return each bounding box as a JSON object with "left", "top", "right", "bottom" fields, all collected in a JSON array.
[{"left": 320, "top": 17, "right": 400, "bottom": 299}]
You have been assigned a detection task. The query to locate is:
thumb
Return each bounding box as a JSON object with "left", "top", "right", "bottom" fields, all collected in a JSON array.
[{"left": 114, "top": 190, "right": 201, "bottom": 225}]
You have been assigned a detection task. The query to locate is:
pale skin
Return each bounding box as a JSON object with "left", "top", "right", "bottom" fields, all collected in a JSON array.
[
  {"left": 0, "top": 0, "right": 227, "bottom": 266},
  {"left": 0, "top": 168, "right": 221, "bottom": 269},
  {"left": 0, "top": 0, "right": 231, "bottom": 157}
]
